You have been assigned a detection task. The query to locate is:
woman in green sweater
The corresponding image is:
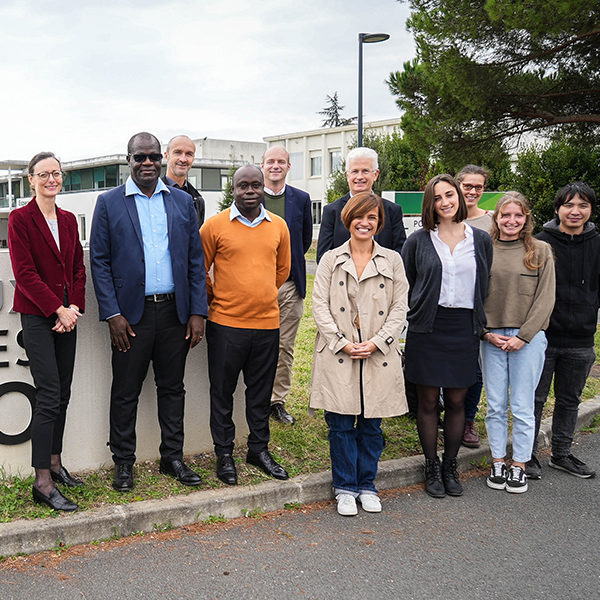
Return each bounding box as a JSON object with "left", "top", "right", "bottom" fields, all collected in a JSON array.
[{"left": 481, "top": 192, "right": 555, "bottom": 493}]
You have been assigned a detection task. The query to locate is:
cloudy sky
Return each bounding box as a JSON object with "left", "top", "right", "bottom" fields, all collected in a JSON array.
[{"left": 1, "top": 0, "right": 414, "bottom": 162}]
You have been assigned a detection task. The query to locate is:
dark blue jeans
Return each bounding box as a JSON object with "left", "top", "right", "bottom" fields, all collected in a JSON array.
[
  {"left": 324, "top": 411, "right": 383, "bottom": 497},
  {"left": 464, "top": 366, "right": 483, "bottom": 422},
  {"left": 533, "top": 345, "right": 595, "bottom": 457}
]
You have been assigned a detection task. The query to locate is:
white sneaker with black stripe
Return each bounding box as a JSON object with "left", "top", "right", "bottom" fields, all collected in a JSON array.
[
  {"left": 506, "top": 465, "right": 528, "bottom": 493},
  {"left": 487, "top": 461, "right": 507, "bottom": 490}
]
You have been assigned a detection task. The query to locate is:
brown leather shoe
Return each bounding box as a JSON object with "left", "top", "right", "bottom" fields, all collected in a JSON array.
[{"left": 462, "top": 420, "right": 480, "bottom": 448}]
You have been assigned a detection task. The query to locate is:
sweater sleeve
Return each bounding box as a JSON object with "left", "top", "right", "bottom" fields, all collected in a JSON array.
[
  {"left": 199, "top": 219, "right": 216, "bottom": 305},
  {"left": 517, "top": 242, "right": 556, "bottom": 342}
]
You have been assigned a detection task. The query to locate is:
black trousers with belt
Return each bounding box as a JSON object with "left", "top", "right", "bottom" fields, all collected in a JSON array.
[
  {"left": 206, "top": 321, "right": 279, "bottom": 456},
  {"left": 109, "top": 298, "right": 189, "bottom": 465},
  {"left": 21, "top": 313, "right": 77, "bottom": 469}
]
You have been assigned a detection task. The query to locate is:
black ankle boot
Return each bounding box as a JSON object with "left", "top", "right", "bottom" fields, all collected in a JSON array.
[
  {"left": 442, "top": 454, "right": 463, "bottom": 496},
  {"left": 424, "top": 457, "right": 446, "bottom": 498}
]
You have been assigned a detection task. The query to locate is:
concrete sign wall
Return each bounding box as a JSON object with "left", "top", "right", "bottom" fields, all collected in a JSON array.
[{"left": 0, "top": 249, "right": 247, "bottom": 477}]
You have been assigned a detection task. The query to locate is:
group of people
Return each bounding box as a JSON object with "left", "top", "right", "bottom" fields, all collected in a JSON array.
[
  {"left": 311, "top": 153, "right": 598, "bottom": 516},
  {"left": 8, "top": 137, "right": 598, "bottom": 517}
]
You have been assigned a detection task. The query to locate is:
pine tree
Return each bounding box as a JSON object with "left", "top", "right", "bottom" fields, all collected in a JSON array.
[{"left": 318, "top": 92, "right": 356, "bottom": 128}]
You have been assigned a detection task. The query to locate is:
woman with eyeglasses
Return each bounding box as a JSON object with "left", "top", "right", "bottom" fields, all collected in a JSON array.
[
  {"left": 457, "top": 165, "right": 492, "bottom": 232},
  {"left": 401, "top": 174, "right": 492, "bottom": 498},
  {"left": 456, "top": 165, "right": 492, "bottom": 449},
  {"left": 8, "top": 152, "right": 86, "bottom": 512}
]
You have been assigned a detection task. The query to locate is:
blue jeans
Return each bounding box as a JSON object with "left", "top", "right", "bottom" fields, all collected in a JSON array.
[
  {"left": 534, "top": 345, "right": 595, "bottom": 457},
  {"left": 324, "top": 411, "right": 383, "bottom": 497},
  {"left": 481, "top": 329, "right": 547, "bottom": 463}
]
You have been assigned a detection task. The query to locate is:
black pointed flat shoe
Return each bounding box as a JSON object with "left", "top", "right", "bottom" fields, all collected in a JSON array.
[
  {"left": 32, "top": 485, "right": 79, "bottom": 512},
  {"left": 50, "top": 466, "right": 84, "bottom": 487}
]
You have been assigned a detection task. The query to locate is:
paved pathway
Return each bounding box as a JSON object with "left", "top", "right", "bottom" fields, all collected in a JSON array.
[{"left": 2, "top": 430, "right": 599, "bottom": 600}]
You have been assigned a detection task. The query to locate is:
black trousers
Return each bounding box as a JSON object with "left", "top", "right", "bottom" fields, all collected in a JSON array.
[
  {"left": 21, "top": 313, "right": 77, "bottom": 469},
  {"left": 110, "top": 299, "right": 189, "bottom": 465},
  {"left": 206, "top": 321, "right": 279, "bottom": 456}
]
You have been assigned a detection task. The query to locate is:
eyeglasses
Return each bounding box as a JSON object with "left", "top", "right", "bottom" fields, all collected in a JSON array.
[
  {"left": 348, "top": 169, "right": 376, "bottom": 177},
  {"left": 129, "top": 153, "right": 162, "bottom": 163},
  {"left": 32, "top": 171, "right": 64, "bottom": 181},
  {"left": 461, "top": 183, "right": 485, "bottom": 192}
]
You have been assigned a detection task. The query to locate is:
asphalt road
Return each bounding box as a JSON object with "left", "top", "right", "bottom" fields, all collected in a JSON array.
[{"left": 2, "top": 430, "right": 600, "bottom": 600}]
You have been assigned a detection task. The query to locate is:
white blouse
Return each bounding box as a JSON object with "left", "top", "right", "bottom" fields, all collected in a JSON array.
[{"left": 430, "top": 224, "right": 476, "bottom": 309}]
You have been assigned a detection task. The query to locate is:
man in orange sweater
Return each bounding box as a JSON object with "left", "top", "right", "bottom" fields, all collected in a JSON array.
[{"left": 200, "top": 165, "right": 291, "bottom": 485}]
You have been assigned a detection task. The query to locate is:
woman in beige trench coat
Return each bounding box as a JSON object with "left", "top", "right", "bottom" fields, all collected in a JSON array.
[{"left": 310, "top": 192, "right": 409, "bottom": 516}]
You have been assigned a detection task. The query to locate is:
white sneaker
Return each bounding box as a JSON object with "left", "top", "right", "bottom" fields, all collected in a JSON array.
[
  {"left": 358, "top": 493, "right": 382, "bottom": 513},
  {"left": 336, "top": 493, "right": 358, "bottom": 516}
]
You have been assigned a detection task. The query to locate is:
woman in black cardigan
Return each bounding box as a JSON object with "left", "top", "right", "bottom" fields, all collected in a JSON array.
[{"left": 401, "top": 174, "right": 492, "bottom": 498}]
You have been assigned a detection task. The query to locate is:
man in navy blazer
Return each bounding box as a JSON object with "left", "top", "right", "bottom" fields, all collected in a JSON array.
[
  {"left": 316, "top": 147, "right": 406, "bottom": 263},
  {"left": 261, "top": 146, "right": 312, "bottom": 425},
  {"left": 90, "top": 132, "right": 208, "bottom": 492}
]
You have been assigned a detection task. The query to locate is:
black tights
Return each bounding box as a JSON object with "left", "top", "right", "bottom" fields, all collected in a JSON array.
[{"left": 417, "top": 385, "right": 467, "bottom": 460}]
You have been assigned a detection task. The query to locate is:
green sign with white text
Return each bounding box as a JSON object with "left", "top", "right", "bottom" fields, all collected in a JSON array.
[{"left": 393, "top": 191, "right": 504, "bottom": 215}]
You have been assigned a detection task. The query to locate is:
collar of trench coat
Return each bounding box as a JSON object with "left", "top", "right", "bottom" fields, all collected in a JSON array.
[{"left": 331, "top": 239, "right": 394, "bottom": 283}]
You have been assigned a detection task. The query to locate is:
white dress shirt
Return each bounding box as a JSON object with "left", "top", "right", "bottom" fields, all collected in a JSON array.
[{"left": 430, "top": 224, "right": 476, "bottom": 309}]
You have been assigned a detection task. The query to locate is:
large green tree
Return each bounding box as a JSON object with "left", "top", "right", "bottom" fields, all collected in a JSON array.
[
  {"left": 506, "top": 138, "right": 600, "bottom": 230},
  {"left": 387, "top": 0, "right": 600, "bottom": 163}
]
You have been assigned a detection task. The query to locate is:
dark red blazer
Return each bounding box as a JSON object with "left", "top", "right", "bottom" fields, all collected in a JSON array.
[{"left": 8, "top": 198, "right": 86, "bottom": 317}]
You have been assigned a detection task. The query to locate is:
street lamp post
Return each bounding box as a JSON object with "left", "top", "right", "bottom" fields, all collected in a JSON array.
[{"left": 357, "top": 32, "right": 390, "bottom": 147}]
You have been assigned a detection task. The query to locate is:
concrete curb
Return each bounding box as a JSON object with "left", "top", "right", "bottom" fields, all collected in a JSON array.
[{"left": 2, "top": 396, "right": 599, "bottom": 558}]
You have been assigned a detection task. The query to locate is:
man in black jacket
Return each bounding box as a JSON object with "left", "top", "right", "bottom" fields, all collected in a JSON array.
[
  {"left": 530, "top": 182, "right": 599, "bottom": 479},
  {"left": 162, "top": 135, "right": 205, "bottom": 226},
  {"left": 316, "top": 147, "right": 406, "bottom": 262}
]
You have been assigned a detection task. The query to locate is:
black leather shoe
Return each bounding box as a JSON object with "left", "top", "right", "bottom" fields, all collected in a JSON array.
[
  {"left": 50, "top": 466, "right": 84, "bottom": 487},
  {"left": 160, "top": 459, "right": 202, "bottom": 486},
  {"left": 270, "top": 403, "right": 295, "bottom": 425},
  {"left": 246, "top": 449, "right": 289, "bottom": 480},
  {"left": 32, "top": 485, "right": 78, "bottom": 512},
  {"left": 112, "top": 463, "right": 134, "bottom": 492},
  {"left": 216, "top": 454, "right": 238, "bottom": 485}
]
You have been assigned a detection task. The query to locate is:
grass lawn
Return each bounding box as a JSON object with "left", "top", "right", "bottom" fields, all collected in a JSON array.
[{"left": 1, "top": 274, "right": 599, "bottom": 522}]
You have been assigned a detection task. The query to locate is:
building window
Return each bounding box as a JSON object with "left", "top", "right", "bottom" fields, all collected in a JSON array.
[
  {"left": 329, "top": 149, "right": 342, "bottom": 173},
  {"left": 289, "top": 152, "right": 304, "bottom": 180},
  {"left": 78, "top": 215, "right": 87, "bottom": 242},
  {"left": 312, "top": 200, "right": 322, "bottom": 225},
  {"left": 106, "top": 165, "right": 119, "bottom": 188},
  {"left": 67, "top": 171, "right": 81, "bottom": 191},
  {"left": 202, "top": 168, "right": 221, "bottom": 191},
  {"left": 310, "top": 155, "right": 322, "bottom": 177},
  {"left": 93, "top": 167, "right": 105, "bottom": 189}
]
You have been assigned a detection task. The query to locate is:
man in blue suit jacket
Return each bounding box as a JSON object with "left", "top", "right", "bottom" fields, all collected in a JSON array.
[
  {"left": 316, "top": 147, "right": 406, "bottom": 263},
  {"left": 90, "top": 132, "right": 208, "bottom": 492},
  {"left": 261, "top": 146, "right": 312, "bottom": 425}
]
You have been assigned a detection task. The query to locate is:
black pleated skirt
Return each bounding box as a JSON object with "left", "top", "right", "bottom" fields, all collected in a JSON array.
[{"left": 405, "top": 306, "right": 479, "bottom": 388}]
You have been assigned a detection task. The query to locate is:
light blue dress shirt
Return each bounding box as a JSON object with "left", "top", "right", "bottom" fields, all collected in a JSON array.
[
  {"left": 126, "top": 176, "right": 175, "bottom": 295},
  {"left": 230, "top": 202, "right": 272, "bottom": 228}
]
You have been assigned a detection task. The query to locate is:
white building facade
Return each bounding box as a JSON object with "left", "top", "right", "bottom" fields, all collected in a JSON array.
[{"left": 264, "top": 118, "right": 402, "bottom": 231}]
